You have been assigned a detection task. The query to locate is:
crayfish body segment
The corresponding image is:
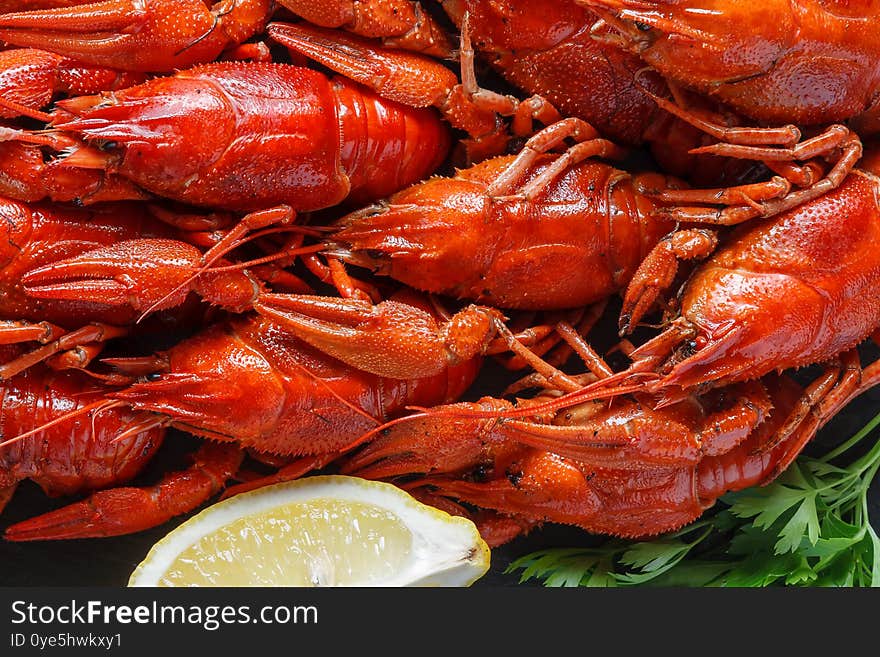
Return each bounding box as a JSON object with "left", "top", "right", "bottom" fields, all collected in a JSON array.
[{"left": 0, "top": 354, "right": 241, "bottom": 541}]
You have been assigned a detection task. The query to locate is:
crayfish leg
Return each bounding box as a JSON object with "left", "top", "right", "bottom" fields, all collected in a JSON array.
[
  {"left": 220, "top": 452, "right": 341, "bottom": 500},
  {"left": 761, "top": 350, "right": 864, "bottom": 479},
  {"left": 0, "top": 322, "right": 128, "bottom": 380},
  {"left": 3, "top": 442, "right": 242, "bottom": 541},
  {"left": 619, "top": 228, "right": 718, "bottom": 335},
  {"left": 0, "top": 320, "right": 66, "bottom": 346},
  {"left": 696, "top": 380, "right": 773, "bottom": 457},
  {"left": 643, "top": 92, "right": 865, "bottom": 224},
  {"left": 644, "top": 89, "right": 802, "bottom": 147},
  {"left": 485, "top": 117, "right": 625, "bottom": 200}
]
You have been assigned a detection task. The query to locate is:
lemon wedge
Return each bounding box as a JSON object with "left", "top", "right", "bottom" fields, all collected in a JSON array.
[{"left": 128, "top": 475, "right": 490, "bottom": 587}]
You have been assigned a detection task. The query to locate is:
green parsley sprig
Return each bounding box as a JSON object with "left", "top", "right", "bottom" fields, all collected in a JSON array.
[{"left": 507, "top": 410, "right": 880, "bottom": 587}]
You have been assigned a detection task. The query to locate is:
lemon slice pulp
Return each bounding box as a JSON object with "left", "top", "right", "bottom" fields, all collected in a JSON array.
[{"left": 128, "top": 475, "right": 490, "bottom": 587}]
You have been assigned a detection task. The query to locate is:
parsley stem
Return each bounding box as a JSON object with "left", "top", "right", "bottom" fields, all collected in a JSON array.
[{"left": 820, "top": 409, "right": 880, "bottom": 462}]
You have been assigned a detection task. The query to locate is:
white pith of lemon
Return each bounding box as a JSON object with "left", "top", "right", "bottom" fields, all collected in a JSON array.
[{"left": 128, "top": 475, "right": 490, "bottom": 587}]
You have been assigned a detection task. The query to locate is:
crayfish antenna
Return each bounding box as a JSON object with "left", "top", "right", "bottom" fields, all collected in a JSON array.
[{"left": 0, "top": 398, "right": 120, "bottom": 451}]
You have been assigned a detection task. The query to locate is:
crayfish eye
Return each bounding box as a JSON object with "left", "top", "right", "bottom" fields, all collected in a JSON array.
[
  {"left": 467, "top": 464, "right": 491, "bottom": 483},
  {"left": 634, "top": 21, "right": 652, "bottom": 32},
  {"left": 676, "top": 340, "right": 699, "bottom": 359}
]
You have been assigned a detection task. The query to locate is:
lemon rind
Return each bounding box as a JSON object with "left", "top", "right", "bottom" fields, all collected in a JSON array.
[{"left": 128, "top": 475, "right": 490, "bottom": 587}]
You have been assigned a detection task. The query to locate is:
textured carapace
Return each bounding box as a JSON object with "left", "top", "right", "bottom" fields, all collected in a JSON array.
[
  {"left": 330, "top": 153, "right": 676, "bottom": 310},
  {"left": 0, "top": 354, "right": 165, "bottom": 504},
  {"left": 582, "top": 0, "right": 880, "bottom": 131},
  {"left": 626, "top": 154, "right": 880, "bottom": 395},
  {"left": 0, "top": 350, "right": 245, "bottom": 541},
  {"left": 440, "top": 0, "right": 764, "bottom": 185},
  {"left": 34, "top": 62, "right": 450, "bottom": 211}
]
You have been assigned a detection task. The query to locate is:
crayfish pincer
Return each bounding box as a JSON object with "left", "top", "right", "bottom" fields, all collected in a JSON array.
[
  {"left": 0, "top": 347, "right": 243, "bottom": 541},
  {"left": 582, "top": 0, "right": 880, "bottom": 131},
  {"left": 0, "top": 0, "right": 274, "bottom": 73}
]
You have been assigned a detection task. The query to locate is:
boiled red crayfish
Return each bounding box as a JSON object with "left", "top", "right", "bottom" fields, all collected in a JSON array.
[
  {"left": 496, "top": 144, "right": 880, "bottom": 485},
  {"left": 0, "top": 286, "right": 493, "bottom": 539},
  {"left": 329, "top": 112, "right": 836, "bottom": 311},
  {"left": 0, "top": 345, "right": 243, "bottom": 541},
  {"left": 0, "top": 17, "right": 563, "bottom": 211},
  {"left": 344, "top": 358, "right": 880, "bottom": 545}
]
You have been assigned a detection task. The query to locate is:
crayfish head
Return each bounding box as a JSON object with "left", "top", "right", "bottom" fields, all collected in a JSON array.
[
  {"left": 342, "top": 398, "right": 515, "bottom": 481},
  {"left": 329, "top": 176, "right": 493, "bottom": 298}
]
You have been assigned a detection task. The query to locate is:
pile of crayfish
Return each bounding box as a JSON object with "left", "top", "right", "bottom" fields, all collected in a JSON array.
[{"left": 1, "top": 0, "right": 880, "bottom": 551}]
